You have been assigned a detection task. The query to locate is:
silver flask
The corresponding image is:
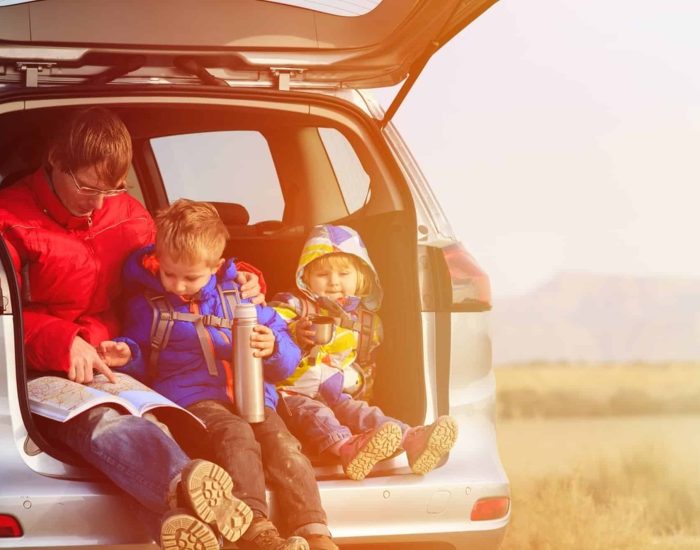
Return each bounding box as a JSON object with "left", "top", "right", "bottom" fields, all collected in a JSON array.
[{"left": 232, "top": 303, "right": 265, "bottom": 423}]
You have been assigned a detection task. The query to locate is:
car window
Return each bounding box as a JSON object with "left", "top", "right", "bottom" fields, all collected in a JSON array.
[
  {"left": 262, "top": 0, "right": 381, "bottom": 17},
  {"left": 319, "top": 127, "right": 371, "bottom": 214},
  {"left": 125, "top": 164, "right": 145, "bottom": 207},
  {"left": 150, "top": 131, "right": 284, "bottom": 224}
]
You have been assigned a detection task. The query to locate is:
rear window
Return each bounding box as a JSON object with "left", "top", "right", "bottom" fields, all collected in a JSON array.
[
  {"left": 262, "top": 0, "right": 381, "bottom": 17},
  {"left": 150, "top": 131, "right": 284, "bottom": 224},
  {"left": 319, "top": 127, "right": 371, "bottom": 214}
]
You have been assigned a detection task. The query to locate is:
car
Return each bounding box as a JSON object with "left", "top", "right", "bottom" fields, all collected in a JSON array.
[{"left": 0, "top": 1, "right": 510, "bottom": 548}]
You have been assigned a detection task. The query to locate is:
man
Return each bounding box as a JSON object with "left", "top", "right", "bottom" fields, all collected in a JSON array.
[{"left": 0, "top": 107, "right": 265, "bottom": 549}]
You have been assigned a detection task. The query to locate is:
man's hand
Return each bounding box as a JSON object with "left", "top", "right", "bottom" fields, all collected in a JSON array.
[
  {"left": 97, "top": 340, "right": 132, "bottom": 367},
  {"left": 294, "top": 317, "right": 315, "bottom": 349},
  {"left": 68, "top": 336, "right": 117, "bottom": 384},
  {"left": 251, "top": 325, "right": 275, "bottom": 358},
  {"left": 236, "top": 271, "right": 266, "bottom": 305}
]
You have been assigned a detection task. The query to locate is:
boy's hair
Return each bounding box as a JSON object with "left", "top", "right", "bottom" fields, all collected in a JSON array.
[
  {"left": 155, "top": 199, "right": 229, "bottom": 266},
  {"left": 303, "top": 253, "right": 373, "bottom": 297},
  {"left": 48, "top": 107, "right": 132, "bottom": 186}
]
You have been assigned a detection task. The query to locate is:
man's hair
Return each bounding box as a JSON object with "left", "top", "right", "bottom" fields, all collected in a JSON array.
[
  {"left": 302, "top": 253, "right": 372, "bottom": 297},
  {"left": 48, "top": 107, "right": 132, "bottom": 186},
  {"left": 155, "top": 199, "right": 229, "bottom": 266}
]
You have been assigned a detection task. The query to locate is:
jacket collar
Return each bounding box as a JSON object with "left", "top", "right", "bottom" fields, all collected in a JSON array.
[
  {"left": 29, "top": 168, "right": 100, "bottom": 230},
  {"left": 128, "top": 246, "right": 239, "bottom": 306}
]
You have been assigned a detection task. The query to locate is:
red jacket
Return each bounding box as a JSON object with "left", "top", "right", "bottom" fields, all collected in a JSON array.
[{"left": 0, "top": 169, "right": 155, "bottom": 373}]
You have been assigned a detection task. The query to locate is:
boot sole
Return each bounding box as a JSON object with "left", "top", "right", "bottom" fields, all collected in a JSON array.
[
  {"left": 160, "top": 508, "right": 220, "bottom": 550},
  {"left": 284, "top": 535, "right": 311, "bottom": 549},
  {"left": 243, "top": 523, "right": 310, "bottom": 550},
  {"left": 409, "top": 416, "right": 458, "bottom": 475},
  {"left": 181, "top": 459, "right": 253, "bottom": 543},
  {"left": 345, "top": 422, "right": 403, "bottom": 481}
]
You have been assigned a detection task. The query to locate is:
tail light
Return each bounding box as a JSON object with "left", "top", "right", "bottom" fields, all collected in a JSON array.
[
  {"left": 0, "top": 515, "right": 22, "bottom": 537},
  {"left": 471, "top": 497, "right": 510, "bottom": 521},
  {"left": 420, "top": 242, "right": 492, "bottom": 312}
]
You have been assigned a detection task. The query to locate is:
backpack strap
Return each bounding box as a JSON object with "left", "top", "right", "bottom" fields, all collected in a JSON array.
[
  {"left": 216, "top": 284, "right": 241, "bottom": 321},
  {"left": 147, "top": 294, "right": 175, "bottom": 380},
  {"left": 356, "top": 307, "right": 378, "bottom": 365},
  {"left": 297, "top": 293, "right": 318, "bottom": 320},
  {"left": 192, "top": 317, "right": 219, "bottom": 377},
  {"left": 310, "top": 296, "right": 378, "bottom": 365},
  {"left": 146, "top": 292, "right": 236, "bottom": 379}
]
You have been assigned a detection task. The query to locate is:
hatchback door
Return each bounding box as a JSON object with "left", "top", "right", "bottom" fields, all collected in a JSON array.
[{"left": 0, "top": 0, "right": 497, "bottom": 109}]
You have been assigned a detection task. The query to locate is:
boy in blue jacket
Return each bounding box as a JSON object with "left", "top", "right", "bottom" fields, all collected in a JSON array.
[{"left": 100, "top": 199, "right": 337, "bottom": 550}]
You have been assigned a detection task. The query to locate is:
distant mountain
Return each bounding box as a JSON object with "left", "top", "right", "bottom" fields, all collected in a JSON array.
[{"left": 491, "top": 272, "right": 700, "bottom": 364}]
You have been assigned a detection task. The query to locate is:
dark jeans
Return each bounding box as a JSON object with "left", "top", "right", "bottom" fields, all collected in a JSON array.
[
  {"left": 40, "top": 406, "right": 191, "bottom": 541},
  {"left": 188, "top": 400, "right": 328, "bottom": 536}
]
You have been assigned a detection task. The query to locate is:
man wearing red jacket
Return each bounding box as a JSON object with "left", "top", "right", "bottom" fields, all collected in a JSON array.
[{"left": 0, "top": 107, "right": 264, "bottom": 549}]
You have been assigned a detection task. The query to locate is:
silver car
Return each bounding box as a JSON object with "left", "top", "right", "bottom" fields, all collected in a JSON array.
[{"left": 0, "top": 1, "right": 510, "bottom": 548}]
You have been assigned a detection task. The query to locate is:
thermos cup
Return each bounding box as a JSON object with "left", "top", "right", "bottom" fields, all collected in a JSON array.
[
  {"left": 308, "top": 315, "right": 335, "bottom": 345},
  {"left": 232, "top": 303, "right": 265, "bottom": 423}
]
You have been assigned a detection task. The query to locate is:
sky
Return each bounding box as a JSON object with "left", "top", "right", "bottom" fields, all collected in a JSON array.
[{"left": 377, "top": 0, "right": 700, "bottom": 299}]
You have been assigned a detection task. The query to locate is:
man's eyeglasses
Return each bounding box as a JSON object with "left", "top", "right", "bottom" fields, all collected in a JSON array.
[{"left": 69, "top": 169, "right": 127, "bottom": 197}]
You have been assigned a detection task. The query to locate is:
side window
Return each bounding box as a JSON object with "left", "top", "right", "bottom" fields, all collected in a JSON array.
[
  {"left": 125, "top": 164, "right": 145, "bottom": 207},
  {"left": 150, "top": 131, "right": 284, "bottom": 224},
  {"left": 319, "top": 128, "right": 370, "bottom": 214}
]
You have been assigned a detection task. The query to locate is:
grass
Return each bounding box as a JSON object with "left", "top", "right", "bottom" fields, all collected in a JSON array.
[
  {"left": 496, "top": 363, "right": 700, "bottom": 549},
  {"left": 501, "top": 446, "right": 700, "bottom": 549},
  {"left": 495, "top": 362, "right": 700, "bottom": 419}
]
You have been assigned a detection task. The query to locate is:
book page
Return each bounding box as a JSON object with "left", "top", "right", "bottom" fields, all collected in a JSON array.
[
  {"left": 88, "top": 372, "right": 152, "bottom": 394},
  {"left": 90, "top": 372, "right": 206, "bottom": 430},
  {"left": 28, "top": 372, "right": 206, "bottom": 436},
  {"left": 89, "top": 372, "right": 185, "bottom": 416},
  {"left": 27, "top": 377, "right": 119, "bottom": 421}
]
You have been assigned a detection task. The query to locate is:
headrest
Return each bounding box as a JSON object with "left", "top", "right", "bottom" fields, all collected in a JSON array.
[{"left": 211, "top": 202, "right": 250, "bottom": 226}]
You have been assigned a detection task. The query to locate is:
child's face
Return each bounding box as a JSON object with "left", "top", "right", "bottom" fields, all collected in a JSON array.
[
  {"left": 158, "top": 250, "right": 221, "bottom": 299},
  {"left": 306, "top": 262, "right": 358, "bottom": 301}
]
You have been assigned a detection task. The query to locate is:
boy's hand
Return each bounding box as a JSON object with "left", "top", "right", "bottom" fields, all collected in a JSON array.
[
  {"left": 69, "top": 336, "right": 117, "bottom": 384},
  {"left": 251, "top": 325, "right": 275, "bottom": 358},
  {"left": 97, "top": 340, "right": 132, "bottom": 368},
  {"left": 236, "top": 271, "right": 266, "bottom": 305},
  {"left": 295, "top": 317, "right": 315, "bottom": 349}
]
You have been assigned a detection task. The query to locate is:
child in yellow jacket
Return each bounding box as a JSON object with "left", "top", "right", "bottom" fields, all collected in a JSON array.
[{"left": 272, "top": 224, "right": 457, "bottom": 481}]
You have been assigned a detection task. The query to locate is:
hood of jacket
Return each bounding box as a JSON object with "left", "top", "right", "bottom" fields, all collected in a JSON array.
[{"left": 296, "top": 224, "right": 382, "bottom": 311}]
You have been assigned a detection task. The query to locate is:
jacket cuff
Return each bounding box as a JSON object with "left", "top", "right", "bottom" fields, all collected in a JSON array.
[
  {"left": 262, "top": 341, "right": 284, "bottom": 381},
  {"left": 114, "top": 336, "right": 142, "bottom": 362},
  {"left": 113, "top": 336, "right": 148, "bottom": 382}
]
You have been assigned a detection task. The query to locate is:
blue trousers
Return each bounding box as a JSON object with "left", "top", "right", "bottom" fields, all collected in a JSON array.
[
  {"left": 43, "top": 406, "right": 191, "bottom": 540},
  {"left": 280, "top": 392, "right": 410, "bottom": 455}
]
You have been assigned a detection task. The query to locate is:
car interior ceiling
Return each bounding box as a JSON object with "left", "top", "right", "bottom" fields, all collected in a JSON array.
[{"left": 1, "top": 102, "right": 426, "bottom": 465}]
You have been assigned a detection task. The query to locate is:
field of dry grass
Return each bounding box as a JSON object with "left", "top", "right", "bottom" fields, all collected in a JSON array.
[
  {"left": 496, "top": 362, "right": 700, "bottom": 418},
  {"left": 495, "top": 363, "right": 700, "bottom": 549}
]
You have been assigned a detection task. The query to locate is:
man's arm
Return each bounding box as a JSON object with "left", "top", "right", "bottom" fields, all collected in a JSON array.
[
  {"left": 22, "top": 309, "right": 116, "bottom": 382},
  {"left": 4, "top": 235, "right": 115, "bottom": 382}
]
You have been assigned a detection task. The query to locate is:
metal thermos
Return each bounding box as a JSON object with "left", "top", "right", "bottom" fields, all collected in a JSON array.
[{"left": 232, "top": 303, "right": 265, "bottom": 423}]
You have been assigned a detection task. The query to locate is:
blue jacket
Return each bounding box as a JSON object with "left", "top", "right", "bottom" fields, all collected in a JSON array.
[{"left": 117, "top": 245, "right": 301, "bottom": 409}]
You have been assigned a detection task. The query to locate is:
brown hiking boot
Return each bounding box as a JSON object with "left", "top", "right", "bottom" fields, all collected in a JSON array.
[
  {"left": 402, "top": 415, "right": 458, "bottom": 475},
  {"left": 178, "top": 459, "right": 253, "bottom": 543},
  {"left": 339, "top": 422, "right": 402, "bottom": 481},
  {"left": 305, "top": 534, "right": 339, "bottom": 550},
  {"left": 242, "top": 518, "right": 309, "bottom": 550},
  {"left": 160, "top": 508, "right": 221, "bottom": 550}
]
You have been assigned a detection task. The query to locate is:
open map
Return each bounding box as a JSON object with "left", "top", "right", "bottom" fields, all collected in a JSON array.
[{"left": 27, "top": 372, "right": 205, "bottom": 432}]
